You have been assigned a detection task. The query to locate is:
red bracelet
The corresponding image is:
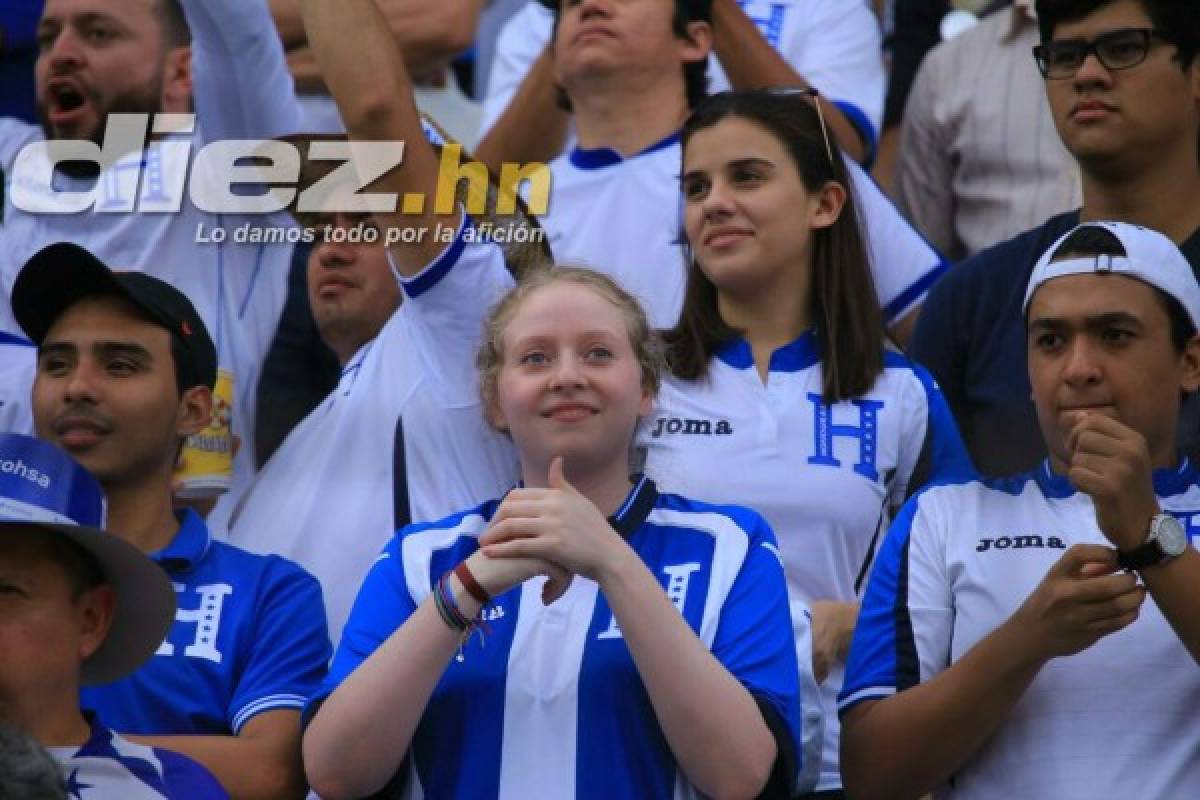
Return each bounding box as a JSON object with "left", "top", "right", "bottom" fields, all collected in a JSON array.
[{"left": 454, "top": 561, "right": 490, "bottom": 605}]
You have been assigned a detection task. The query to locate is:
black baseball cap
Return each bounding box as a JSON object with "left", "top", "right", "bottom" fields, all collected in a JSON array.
[{"left": 11, "top": 243, "right": 218, "bottom": 391}]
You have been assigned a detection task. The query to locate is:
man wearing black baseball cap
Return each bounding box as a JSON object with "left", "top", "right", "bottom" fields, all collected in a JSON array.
[
  {"left": 11, "top": 243, "right": 330, "bottom": 800},
  {"left": 13, "top": 241, "right": 219, "bottom": 396},
  {"left": 0, "top": 432, "right": 226, "bottom": 798}
]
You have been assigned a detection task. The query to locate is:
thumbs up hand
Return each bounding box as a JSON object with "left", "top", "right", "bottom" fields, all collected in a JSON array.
[{"left": 480, "top": 456, "right": 630, "bottom": 591}]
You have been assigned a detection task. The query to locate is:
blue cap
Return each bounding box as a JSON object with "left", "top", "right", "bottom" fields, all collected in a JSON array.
[{"left": 0, "top": 434, "right": 176, "bottom": 685}]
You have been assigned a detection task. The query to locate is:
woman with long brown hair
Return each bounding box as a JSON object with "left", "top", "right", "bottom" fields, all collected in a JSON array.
[{"left": 642, "top": 88, "right": 975, "bottom": 798}]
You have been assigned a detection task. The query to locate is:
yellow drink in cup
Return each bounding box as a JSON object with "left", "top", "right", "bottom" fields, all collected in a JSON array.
[{"left": 175, "top": 369, "right": 234, "bottom": 499}]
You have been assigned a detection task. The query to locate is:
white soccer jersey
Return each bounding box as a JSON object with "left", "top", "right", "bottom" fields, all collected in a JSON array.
[
  {"left": 539, "top": 137, "right": 945, "bottom": 329},
  {"left": 48, "top": 717, "right": 228, "bottom": 799},
  {"left": 841, "top": 462, "right": 1200, "bottom": 800},
  {"left": 0, "top": 0, "right": 302, "bottom": 524},
  {"left": 228, "top": 219, "right": 519, "bottom": 644},
  {"left": 0, "top": 332, "right": 35, "bottom": 435},
  {"left": 482, "top": 0, "right": 885, "bottom": 144},
  {"left": 311, "top": 476, "right": 804, "bottom": 799},
  {"left": 641, "top": 333, "right": 974, "bottom": 791}
]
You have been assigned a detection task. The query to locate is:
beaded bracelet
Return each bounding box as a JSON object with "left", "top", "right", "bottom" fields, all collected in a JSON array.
[{"left": 433, "top": 570, "right": 491, "bottom": 662}]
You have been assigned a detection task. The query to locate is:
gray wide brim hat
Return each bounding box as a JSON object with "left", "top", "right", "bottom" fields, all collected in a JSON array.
[{"left": 0, "top": 434, "right": 176, "bottom": 685}]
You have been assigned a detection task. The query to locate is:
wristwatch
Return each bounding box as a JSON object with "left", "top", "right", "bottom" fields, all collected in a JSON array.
[{"left": 1117, "top": 513, "right": 1189, "bottom": 571}]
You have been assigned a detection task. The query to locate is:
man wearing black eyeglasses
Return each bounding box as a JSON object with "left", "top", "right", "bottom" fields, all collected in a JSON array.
[{"left": 911, "top": 0, "right": 1200, "bottom": 480}]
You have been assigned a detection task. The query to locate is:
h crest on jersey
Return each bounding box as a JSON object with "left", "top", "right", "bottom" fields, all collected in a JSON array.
[
  {"left": 807, "top": 393, "right": 884, "bottom": 481},
  {"left": 156, "top": 582, "right": 233, "bottom": 663},
  {"left": 597, "top": 562, "right": 702, "bottom": 640}
]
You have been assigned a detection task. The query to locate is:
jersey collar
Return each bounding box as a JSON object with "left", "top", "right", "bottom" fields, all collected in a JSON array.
[
  {"left": 0, "top": 331, "right": 33, "bottom": 347},
  {"left": 609, "top": 474, "right": 658, "bottom": 537},
  {"left": 568, "top": 131, "right": 681, "bottom": 171},
  {"left": 152, "top": 509, "right": 213, "bottom": 574},
  {"left": 714, "top": 328, "right": 821, "bottom": 373},
  {"left": 1035, "top": 457, "right": 1198, "bottom": 500}
]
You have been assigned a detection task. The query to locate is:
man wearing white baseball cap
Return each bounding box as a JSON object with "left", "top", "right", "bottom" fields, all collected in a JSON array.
[
  {"left": 0, "top": 433, "right": 227, "bottom": 799},
  {"left": 839, "top": 222, "right": 1200, "bottom": 799}
]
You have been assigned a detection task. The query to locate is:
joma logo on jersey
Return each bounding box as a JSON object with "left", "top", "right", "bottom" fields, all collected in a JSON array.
[
  {"left": 976, "top": 535, "right": 1067, "bottom": 552},
  {"left": 650, "top": 416, "right": 733, "bottom": 438}
]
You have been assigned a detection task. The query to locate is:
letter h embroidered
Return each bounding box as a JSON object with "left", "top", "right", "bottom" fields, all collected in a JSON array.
[
  {"left": 598, "top": 563, "right": 701, "bottom": 640},
  {"left": 156, "top": 583, "right": 233, "bottom": 663},
  {"left": 807, "top": 393, "right": 883, "bottom": 481}
]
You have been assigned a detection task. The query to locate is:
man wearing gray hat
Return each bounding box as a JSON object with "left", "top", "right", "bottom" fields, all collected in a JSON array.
[
  {"left": 839, "top": 222, "right": 1200, "bottom": 800},
  {"left": 12, "top": 243, "right": 330, "bottom": 800},
  {"left": 0, "top": 432, "right": 227, "bottom": 798}
]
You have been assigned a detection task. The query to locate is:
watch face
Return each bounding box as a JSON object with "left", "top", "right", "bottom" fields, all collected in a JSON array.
[{"left": 1154, "top": 515, "right": 1190, "bottom": 557}]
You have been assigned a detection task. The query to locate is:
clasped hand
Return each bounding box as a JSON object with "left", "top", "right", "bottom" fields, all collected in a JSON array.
[{"left": 470, "top": 457, "right": 627, "bottom": 604}]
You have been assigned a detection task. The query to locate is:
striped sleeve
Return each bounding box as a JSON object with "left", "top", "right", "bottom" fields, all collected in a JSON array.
[
  {"left": 838, "top": 491, "right": 954, "bottom": 715},
  {"left": 228, "top": 560, "right": 331, "bottom": 733},
  {"left": 891, "top": 357, "right": 976, "bottom": 504},
  {"left": 397, "top": 215, "right": 515, "bottom": 406}
]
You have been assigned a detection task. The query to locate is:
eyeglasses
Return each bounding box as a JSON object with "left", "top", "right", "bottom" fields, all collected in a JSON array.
[
  {"left": 1033, "top": 28, "right": 1170, "bottom": 79},
  {"left": 766, "top": 87, "right": 835, "bottom": 166}
]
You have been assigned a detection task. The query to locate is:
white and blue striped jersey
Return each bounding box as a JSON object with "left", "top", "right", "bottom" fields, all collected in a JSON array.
[
  {"left": 47, "top": 716, "right": 228, "bottom": 799},
  {"left": 310, "top": 477, "right": 804, "bottom": 799},
  {"left": 840, "top": 461, "right": 1200, "bottom": 799},
  {"left": 0, "top": 0, "right": 304, "bottom": 529},
  {"left": 538, "top": 137, "right": 945, "bottom": 330},
  {"left": 0, "top": 331, "right": 35, "bottom": 435},
  {"left": 229, "top": 218, "right": 519, "bottom": 643},
  {"left": 641, "top": 332, "right": 974, "bottom": 792},
  {"left": 82, "top": 511, "right": 331, "bottom": 738},
  {"left": 483, "top": 0, "right": 886, "bottom": 146}
]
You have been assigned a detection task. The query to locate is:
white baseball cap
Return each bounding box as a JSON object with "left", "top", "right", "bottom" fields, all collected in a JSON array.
[{"left": 1023, "top": 221, "right": 1200, "bottom": 331}]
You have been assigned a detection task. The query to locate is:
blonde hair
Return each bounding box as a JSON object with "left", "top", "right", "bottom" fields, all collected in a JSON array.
[{"left": 477, "top": 266, "right": 664, "bottom": 425}]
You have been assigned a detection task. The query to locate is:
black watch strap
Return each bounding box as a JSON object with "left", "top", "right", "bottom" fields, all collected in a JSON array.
[{"left": 1117, "top": 540, "right": 1165, "bottom": 571}]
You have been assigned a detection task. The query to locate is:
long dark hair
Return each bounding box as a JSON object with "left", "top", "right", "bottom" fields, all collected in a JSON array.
[{"left": 663, "top": 90, "right": 885, "bottom": 403}]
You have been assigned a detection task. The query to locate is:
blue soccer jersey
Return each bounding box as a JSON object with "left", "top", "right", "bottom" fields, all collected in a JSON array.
[
  {"left": 48, "top": 716, "right": 229, "bottom": 799},
  {"left": 840, "top": 462, "right": 1200, "bottom": 799},
  {"left": 310, "top": 477, "right": 803, "bottom": 799},
  {"left": 82, "top": 511, "right": 330, "bottom": 736}
]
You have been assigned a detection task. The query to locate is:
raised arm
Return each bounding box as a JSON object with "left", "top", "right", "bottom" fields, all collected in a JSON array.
[
  {"left": 182, "top": 0, "right": 302, "bottom": 142},
  {"left": 473, "top": 45, "right": 570, "bottom": 178},
  {"left": 272, "top": 0, "right": 481, "bottom": 79},
  {"left": 709, "top": 0, "right": 869, "bottom": 163},
  {"left": 299, "top": 0, "right": 461, "bottom": 273},
  {"left": 474, "top": 3, "right": 570, "bottom": 173}
]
